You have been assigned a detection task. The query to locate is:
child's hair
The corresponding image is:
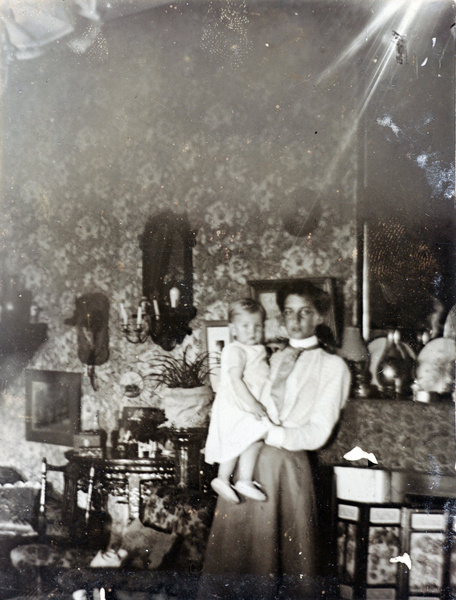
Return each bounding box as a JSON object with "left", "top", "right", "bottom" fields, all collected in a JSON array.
[{"left": 228, "top": 298, "right": 266, "bottom": 323}]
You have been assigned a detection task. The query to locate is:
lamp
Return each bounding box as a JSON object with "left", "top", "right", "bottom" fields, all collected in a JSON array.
[{"left": 340, "top": 326, "right": 371, "bottom": 398}]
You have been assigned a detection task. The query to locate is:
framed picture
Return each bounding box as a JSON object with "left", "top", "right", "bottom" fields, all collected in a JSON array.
[
  {"left": 201, "top": 320, "right": 231, "bottom": 393},
  {"left": 25, "top": 369, "right": 82, "bottom": 446},
  {"left": 248, "top": 277, "right": 340, "bottom": 344}
]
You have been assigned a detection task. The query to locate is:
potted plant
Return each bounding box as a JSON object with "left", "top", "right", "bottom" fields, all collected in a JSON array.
[{"left": 147, "top": 348, "right": 214, "bottom": 429}]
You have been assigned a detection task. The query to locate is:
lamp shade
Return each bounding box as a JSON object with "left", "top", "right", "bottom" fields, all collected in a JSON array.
[{"left": 340, "top": 326, "right": 369, "bottom": 362}]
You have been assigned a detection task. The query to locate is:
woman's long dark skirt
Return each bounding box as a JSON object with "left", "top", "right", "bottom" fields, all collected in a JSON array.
[{"left": 197, "top": 445, "right": 318, "bottom": 600}]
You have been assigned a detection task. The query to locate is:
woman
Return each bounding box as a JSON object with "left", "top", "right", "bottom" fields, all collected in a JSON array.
[{"left": 198, "top": 281, "right": 351, "bottom": 600}]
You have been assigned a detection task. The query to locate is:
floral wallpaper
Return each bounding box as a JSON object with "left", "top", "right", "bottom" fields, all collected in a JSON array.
[{"left": 0, "top": 2, "right": 360, "bottom": 482}]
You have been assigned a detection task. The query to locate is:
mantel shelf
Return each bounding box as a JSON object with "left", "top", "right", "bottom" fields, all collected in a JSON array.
[
  {"left": 0, "top": 322, "right": 48, "bottom": 361},
  {"left": 318, "top": 397, "right": 455, "bottom": 475}
]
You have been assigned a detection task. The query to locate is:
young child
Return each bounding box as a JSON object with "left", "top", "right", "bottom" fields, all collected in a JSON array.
[{"left": 204, "top": 298, "right": 278, "bottom": 503}]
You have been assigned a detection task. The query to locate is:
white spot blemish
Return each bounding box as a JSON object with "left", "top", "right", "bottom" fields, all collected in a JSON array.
[
  {"left": 416, "top": 152, "right": 455, "bottom": 199},
  {"left": 421, "top": 57, "right": 428, "bottom": 66},
  {"left": 390, "top": 553, "right": 412, "bottom": 570},
  {"left": 432, "top": 37, "right": 436, "bottom": 47},
  {"left": 344, "top": 446, "right": 378, "bottom": 464},
  {"left": 377, "top": 114, "right": 402, "bottom": 137},
  {"left": 417, "top": 154, "right": 428, "bottom": 168}
]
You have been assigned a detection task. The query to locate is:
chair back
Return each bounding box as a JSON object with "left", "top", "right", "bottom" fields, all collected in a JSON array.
[
  {"left": 37, "top": 458, "right": 65, "bottom": 541},
  {"left": 38, "top": 458, "right": 95, "bottom": 544}
]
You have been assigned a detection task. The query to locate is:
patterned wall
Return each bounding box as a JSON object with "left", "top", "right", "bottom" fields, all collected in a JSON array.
[{"left": 0, "top": 2, "right": 358, "bottom": 480}]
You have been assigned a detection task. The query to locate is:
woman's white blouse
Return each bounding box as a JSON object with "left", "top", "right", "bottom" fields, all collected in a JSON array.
[{"left": 261, "top": 347, "right": 351, "bottom": 451}]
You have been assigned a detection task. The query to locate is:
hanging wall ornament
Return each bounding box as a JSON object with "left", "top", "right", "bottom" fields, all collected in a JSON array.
[
  {"left": 64, "top": 292, "right": 109, "bottom": 390},
  {"left": 119, "top": 371, "right": 144, "bottom": 399}
]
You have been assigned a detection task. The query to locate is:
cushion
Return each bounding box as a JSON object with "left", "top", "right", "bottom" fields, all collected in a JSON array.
[
  {"left": 11, "top": 543, "right": 61, "bottom": 569},
  {"left": 121, "top": 518, "right": 177, "bottom": 570},
  {"left": 0, "top": 481, "right": 40, "bottom": 534},
  {"left": 11, "top": 543, "right": 95, "bottom": 571},
  {"left": 141, "top": 488, "right": 182, "bottom": 533},
  {"left": 0, "top": 467, "right": 24, "bottom": 485},
  {"left": 141, "top": 486, "right": 216, "bottom": 570}
]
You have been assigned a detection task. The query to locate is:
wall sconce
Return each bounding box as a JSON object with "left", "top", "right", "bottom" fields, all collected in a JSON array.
[
  {"left": 119, "top": 301, "right": 149, "bottom": 344},
  {"left": 120, "top": 287, "right": 196, "bottom": 350},
  {"left": 120, "top": 210, "right": 197, "bottom": 351}
]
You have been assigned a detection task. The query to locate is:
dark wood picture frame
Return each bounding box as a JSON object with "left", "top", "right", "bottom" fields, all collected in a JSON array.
[
  {"left": 25, "top": 369, "right": 81, "bottom": 446},
  {"left": 201, "top": 319, "right": 231, "bottom": 393},
  {"left": 248, "top": 277, "right": 341, "bottom": 344}
]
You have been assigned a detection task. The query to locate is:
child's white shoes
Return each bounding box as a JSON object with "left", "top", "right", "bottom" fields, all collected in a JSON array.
[
  {"left": 234, "top": 480, "right": 267, "bottom": 502},
  {"left": 211, "top": 477, "right": 240, "bottom": 503}
]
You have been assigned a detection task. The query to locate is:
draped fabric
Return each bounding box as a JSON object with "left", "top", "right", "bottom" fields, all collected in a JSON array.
[
  {"left": 198, "top": 445, "right": 318, "bottom": 600},
  {"left": 269, "top": 346, "right": 304, "bottom": 412}
]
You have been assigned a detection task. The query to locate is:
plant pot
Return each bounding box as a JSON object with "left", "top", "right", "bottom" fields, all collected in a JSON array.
[{"left": 161, "top": 385, "right": 213, "bottom": 429}]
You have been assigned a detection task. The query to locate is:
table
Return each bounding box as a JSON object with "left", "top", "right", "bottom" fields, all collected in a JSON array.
[
  {"left": 63, "top": 427, "right": 210, "bottom": 527},
  {"left": 63, "top": 449, "right": 175, "bottom": 525}
]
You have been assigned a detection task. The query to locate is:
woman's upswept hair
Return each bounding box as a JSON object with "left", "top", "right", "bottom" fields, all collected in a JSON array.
[
  {"left": 276, "top": 281, "right": 331, "bottom": 316},
  {"left": 228, "top": 298, "right": 266, "bottom": 323}
]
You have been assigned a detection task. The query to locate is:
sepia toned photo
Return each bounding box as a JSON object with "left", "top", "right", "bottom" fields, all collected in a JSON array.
[{"left": 0, "top": 0, "right": 455, "bottom": 598}]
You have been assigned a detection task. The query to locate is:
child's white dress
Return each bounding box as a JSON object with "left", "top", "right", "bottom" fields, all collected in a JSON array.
[{"left": 204, "top": 341, "right": 272, "bottom": 465}]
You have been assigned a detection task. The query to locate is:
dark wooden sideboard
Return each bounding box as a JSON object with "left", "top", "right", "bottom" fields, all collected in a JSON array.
[{"left": 63, "top": 450, "right": 175, "bottom": 525}]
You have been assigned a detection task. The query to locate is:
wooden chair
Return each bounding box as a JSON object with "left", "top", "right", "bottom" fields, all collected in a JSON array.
[{"left": 9, "top": 457, "right": 98, "bottom": 595}]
